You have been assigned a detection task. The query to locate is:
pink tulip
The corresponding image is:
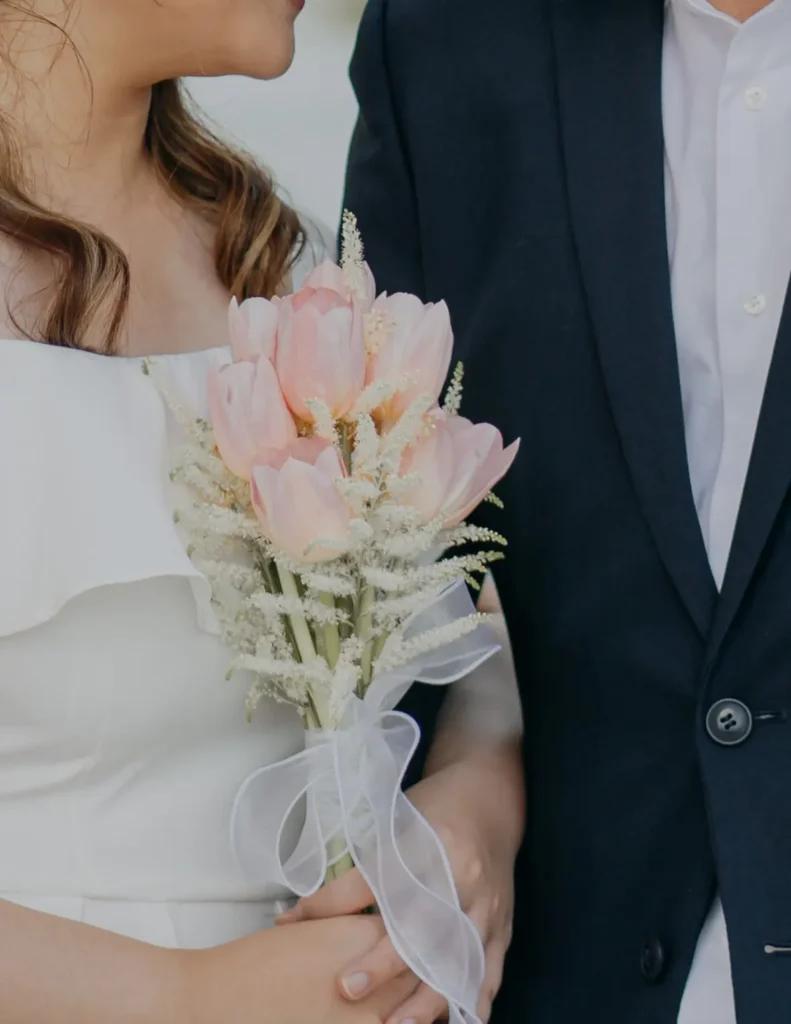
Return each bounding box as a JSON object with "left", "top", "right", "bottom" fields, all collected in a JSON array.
[
  {"left": 367, "top": 294, "right": 454, "bottom": 423},
  {"left": 303, "top": 259, "right": 376, "bottom": 312},
  {"left": 400, "top": 411, "right": 520, "bottom": 527},
  {"left": 207, "top": 359, "right": 297, "bottom": 480},
  {"left": 275, "top": 286, "right": 367, "bottom": 421},
  {"left": 251, "top": 438, "right": 352, "bottom": 562},
  {"left": 228, "top": 297, "right": 279, "bottom": 363}
]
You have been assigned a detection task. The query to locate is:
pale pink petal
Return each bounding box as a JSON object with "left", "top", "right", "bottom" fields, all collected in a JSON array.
[
  {"left": 277, "top": 295, "right": 365, "bottom": 420},
  {"left": 253, "top": 446, "right": 292, "bottom": 473},
  {"left": 314, "top": 443, "right": 347, "bottom": 480},
  {"left": 444, "top": 438, "right": 521, "bottom": 527},
  {"left": 269, "top": 459, "right": 351, "bottom": 562},
  {"left": 400, "top": 423, "right": 457, "bottom": 523},
  {"left": 276, "top": 301, "right": 322, "bottom": 419},
  {"left": 442, "top": 422, "right": 502, "bottom": 514},
  {"left": 413, "top": 300, "right": 454, "bottom": 394},
  {"left": 251, "top": 463, "right": 279, "bottom": 536},
  {"left": 302, "top": 260, "right": 349, "bottom": 297},
  {"left": 247, "top": 356, "right": 298, "bottom": 450},
  {"left": 252, "top": 437, "right": 336, "bottom": 475},
  {"left": 228, "top": 297, "right": 279, "bottom": 363},
  {"left": 207, "top": 362, "right": 257, "bottom": 479},
  {"left": 359, "top": 263, "right": 377, "bottom": 311},
  {"left": 368, "top": 295, "right": 454, "bottom": 423}
]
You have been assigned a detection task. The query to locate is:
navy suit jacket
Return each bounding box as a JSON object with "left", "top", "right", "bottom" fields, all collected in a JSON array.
[{"left": 343, "top": 1, "right": 791, "bottom": 1021}]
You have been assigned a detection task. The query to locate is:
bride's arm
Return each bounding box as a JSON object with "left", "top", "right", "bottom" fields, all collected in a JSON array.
[
  {"left": 0, "top": 897, "right": 416, "bottom": 1023},
  {"left": 0, "top": 897, "right": 183, "bottom": 1023}
]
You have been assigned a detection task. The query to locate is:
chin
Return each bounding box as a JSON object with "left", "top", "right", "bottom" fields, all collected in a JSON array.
[
  {"left": 240, "top": 32, "right": 297, "bottom": 80},
  {"left": 174, "top": 7, "right": 299, "bottom": 83}
]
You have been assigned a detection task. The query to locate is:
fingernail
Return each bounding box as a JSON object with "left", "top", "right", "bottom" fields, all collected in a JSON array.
[
  {"left": 342, "top": 972, "right": 370, "bottom": 998},
  {"left": 276, "top": 908, "right": 300, "bottom": 925},
  {"left": 400, "top": 1018, "right": 418, "bottom": 1024}
]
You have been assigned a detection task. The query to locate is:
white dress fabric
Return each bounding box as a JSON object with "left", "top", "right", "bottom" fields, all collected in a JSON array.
[{"left": 0, "top": 337, "right": 306, "bottom": 948}]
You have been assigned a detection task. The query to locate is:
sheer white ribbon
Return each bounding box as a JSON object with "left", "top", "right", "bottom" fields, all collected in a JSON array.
[{"left": 231, "top": 580, "right": 501, "bottom": 1024}]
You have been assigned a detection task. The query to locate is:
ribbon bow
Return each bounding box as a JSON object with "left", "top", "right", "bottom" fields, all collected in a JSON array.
[{"left": 231, "top": 581, "right": 500, "bottom": 1024}]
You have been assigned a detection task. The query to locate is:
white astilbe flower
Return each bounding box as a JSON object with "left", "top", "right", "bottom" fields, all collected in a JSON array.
[
  {"left": 297, "top": 570, "right": 357, "bottom": 597},
  {"left": 442, "top": 362, "right": 465, "bottom": 416},
  {"left": 329, "top": 640, "right": 365, "bottom": 722},
  {"left": 439, "top": 524, "right": 508, "bottom": 550},
  {"left": 181, "top": 504, "right": 262, "bottom": 543},
  {"left": 351, "top": 413, "right": 380, "bottom": 479},
  {"left": 304, "top": 398, "right": 338, "bottom": 443},
  {"left": 375, "top": 613, "right": 493, "bottom": 677},
  {"left": 248, "top": 590, "right": 348, "bottom": 626},
  {"left": 378, "top": 394, "right": 435, "bottom": 474},
  {"left": 350, "top": 378, "right": 398, "bottom": 419},
  {"left": 340, "top": 210, "right": 370, "bottom": 306}
]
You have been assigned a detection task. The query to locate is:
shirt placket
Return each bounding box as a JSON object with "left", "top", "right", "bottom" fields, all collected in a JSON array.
[{"left": 708, "top": 18, "right": 775, "bottom": 586}]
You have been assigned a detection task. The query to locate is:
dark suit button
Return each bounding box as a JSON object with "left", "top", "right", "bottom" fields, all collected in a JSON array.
[
  {"left": 640, "top": 938, "right": 666, "bottom": 982},
  {"left": 705, "top": 699, "right": 753, "bottom": 746}
]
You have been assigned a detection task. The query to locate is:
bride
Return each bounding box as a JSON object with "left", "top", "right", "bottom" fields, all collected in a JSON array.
[{"left": 0, "top": 1, "right": 524, "bottom": 1022}]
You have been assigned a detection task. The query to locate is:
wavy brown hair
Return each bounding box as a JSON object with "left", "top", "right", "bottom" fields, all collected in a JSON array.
[{"left": 0, "top": 76, "right": 304, "bottom": 352}]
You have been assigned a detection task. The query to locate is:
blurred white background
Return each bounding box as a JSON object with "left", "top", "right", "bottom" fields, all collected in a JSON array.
[{"left": 187, "top": 1, "right": 364, "bottom": 236}]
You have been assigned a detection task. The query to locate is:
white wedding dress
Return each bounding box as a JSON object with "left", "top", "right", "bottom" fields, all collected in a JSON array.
[{"left": 0, "top": 334, "right": 306, "bottom": 949}]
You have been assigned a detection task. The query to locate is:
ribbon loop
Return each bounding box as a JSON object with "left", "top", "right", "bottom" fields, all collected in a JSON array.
[{"left": 231, "top": 581, "right": 501, "bottom": 1024}]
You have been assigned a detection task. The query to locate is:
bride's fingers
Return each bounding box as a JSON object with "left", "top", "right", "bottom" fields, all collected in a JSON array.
[
  {"left": 277, "top": 868, "right": 374, "bottom": 924},
  {"left": 477, "top": 935, "right": 508, "bottom": 1022},
  {"left": 337, "top": 934, "right": 410, "bottom": 1001},
  {"left": 384, "top": 981, "right": 448, "bottom": 1024},
  {"left": 370, "top": 972, "right": 423, "bottom": 1021}
]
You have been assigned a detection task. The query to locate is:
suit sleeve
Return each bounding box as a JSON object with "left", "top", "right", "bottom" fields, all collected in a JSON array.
[
  {"left": 343, "top": 0, "right": 447, "bottom": 781},
  {"left": 342, "top": 0, "right": 425, "bottom": 299}
]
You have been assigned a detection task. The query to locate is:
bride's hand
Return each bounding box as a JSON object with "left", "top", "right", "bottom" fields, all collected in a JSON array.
[
  {"left": 183, "top": 915, "right": 419, "bottom": 1024},
  {"left": 281, "top": 756, "right": 521, "bottom": 1024}
]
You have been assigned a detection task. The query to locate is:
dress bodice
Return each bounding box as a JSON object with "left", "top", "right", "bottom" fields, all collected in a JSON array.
[{"left": 0, "top": 338, "right": 304, "bottom": 947}]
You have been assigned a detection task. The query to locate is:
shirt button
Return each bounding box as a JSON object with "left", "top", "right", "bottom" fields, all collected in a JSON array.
[
  {"left": 745, "top": 86, "right": 767, "bottom": 110},
  {"left": 744, "top": 293, "right": 767, "bottom": 316},
  {"left": 705, "top": 699, "right": 753, "bottom": 747}
]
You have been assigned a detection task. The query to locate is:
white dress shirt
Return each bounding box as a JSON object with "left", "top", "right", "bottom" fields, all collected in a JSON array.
[{"left": 663, "top": 0, "right": 791, "bottom": 1019}]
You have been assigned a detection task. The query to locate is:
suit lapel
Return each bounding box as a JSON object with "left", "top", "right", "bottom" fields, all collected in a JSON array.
[
  {"left": 708, "top": 287, "right": 791, "bottom": 655},
  {"left": 549, "top": 0, "right": 716, "bottom": 638}
]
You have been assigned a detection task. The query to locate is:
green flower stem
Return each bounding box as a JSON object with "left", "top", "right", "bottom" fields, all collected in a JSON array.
[
  {"left": 324, "top": 842, "right": 355, "bottom": 885},
  {"left": 277, "top": 565, "right": 332, "bottom": 727},
  {"left": 356, "top": 586, "right": 375, "bottom": 689},
  {"left": 372, "top": 631, "right": 388, "bottom": 662}
]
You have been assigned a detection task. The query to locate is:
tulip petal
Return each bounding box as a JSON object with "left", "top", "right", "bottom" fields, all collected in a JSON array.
[
  {"left": 269, "top": 459, "right": 351, "bottom": 562},
  {"left": 367, "top": 294, "right": 455, "bottom": 423},
  {"left": 400, "top": 422, "right": 457, "bottom": 524},
  {"left": 249, "top": 356, "right": 298, "bottom": 450},
  {"left": 207, "top": 362, "right": 257, "bottom": 480},
  {"left": 228, "top": 297, "right": 278, "bottom": 363},
  {"left": 276, "top": 289, "right": 366, "bottom": 421},
  {"left": 444, "top": 437, "right": 521, "bottom": 527}
]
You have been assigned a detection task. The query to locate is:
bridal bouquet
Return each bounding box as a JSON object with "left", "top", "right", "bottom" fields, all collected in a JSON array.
[{"left": 150, "top": 214, "right": 518, "bottom": 1024}]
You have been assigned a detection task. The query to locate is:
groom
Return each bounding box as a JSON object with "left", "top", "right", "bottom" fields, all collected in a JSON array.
[{"left": 334, "top": 0, "right": 791, "bottom": 1022}]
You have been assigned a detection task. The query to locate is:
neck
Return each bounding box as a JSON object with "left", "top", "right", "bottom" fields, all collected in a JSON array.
[
  {"left": 707, "top": 0, "right": 774, "bottom": 19},
  {"left": 0, "top": 8, "right": 155, "bottom": 227}
]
